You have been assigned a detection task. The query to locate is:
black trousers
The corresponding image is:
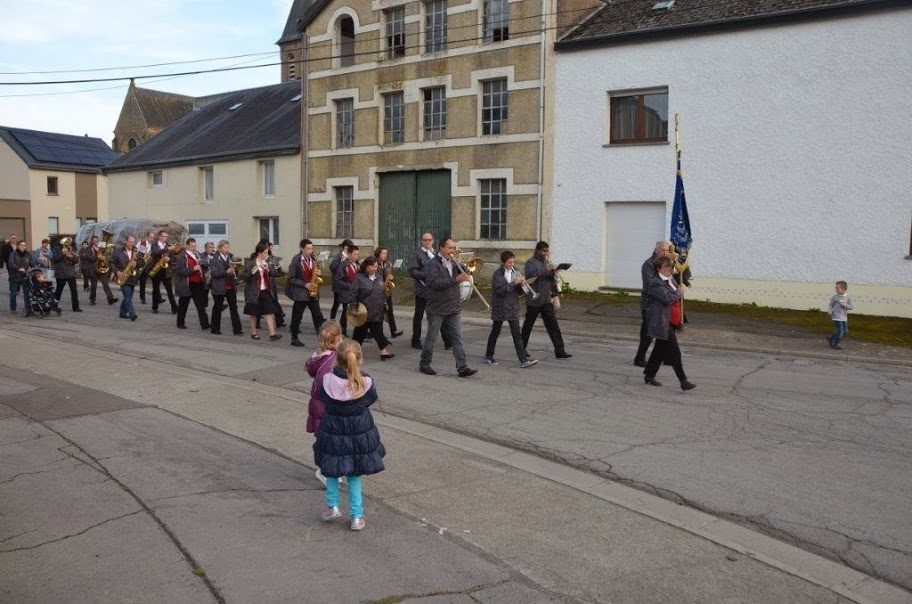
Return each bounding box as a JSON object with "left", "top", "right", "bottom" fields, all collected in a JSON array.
[
  {"left": 177, "top": 282, "right": 209, "bottom": 329},
  {"left": 290, "top": 298, "right": 324, "bottom": 340},
  {"left": 330, "top": 292, "right": 342, "bottom": 319},
  {"left": 412, "top": 295, "right": 451, "bottom": 346},
  {"left": 211, "top": 290, "right": 242, "bottom": 334},
  {"left": 81, "top": 268, "right": 90, "bottom": 290},
  {"left": 90, "top": 272, "right": 115, "bottom": 303},
  {"left": 139, "top": 270, "right": 150, "bottom": 302},
  {"left": 353, "top": 321, "right": 390, "bottom": 350},
  {"left": 521, "top": 303, "right": 566, "bottom": 355},
  {"left": 644, "top": 329, "right": 687, "bottom": 382},
  {"left": 486, "top": 319, "right": 528, "bottom": 361},
  {"left": 151, "top": 274, "right": 177, "bottom": 312},
  {"left": 635, "top": 310, "right": 653, "bottom": 362},
  {"left": 54, "top": 278, "right": 80, "bottom": 310},
  {"left": 385, "top": 295, "right": 398, "bottom": 333}
]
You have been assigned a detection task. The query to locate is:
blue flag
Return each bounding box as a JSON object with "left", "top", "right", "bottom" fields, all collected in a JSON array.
[{"left": 670, "top": 157, "right": 692, "bottom": 251}]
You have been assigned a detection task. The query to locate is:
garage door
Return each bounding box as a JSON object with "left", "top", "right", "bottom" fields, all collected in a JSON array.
[
  {"left": 605, "top": 202, "right": 666, "bottom": 289},
  {"left": 0, "top": 218, "right": 26, "bottom": 241}
]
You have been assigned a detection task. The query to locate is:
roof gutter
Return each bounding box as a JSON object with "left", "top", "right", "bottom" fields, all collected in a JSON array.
[
  {"left": 555, "top": 0, "right": 907, "bottom": 51},
  {"left": 104, "top": 145, "right": 299, "bottom": 173}
]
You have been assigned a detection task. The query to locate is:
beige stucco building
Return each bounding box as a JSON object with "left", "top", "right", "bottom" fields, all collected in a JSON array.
[
  {"left": 297, "top": 0, "right": 599, "bottom": 262},
  {"left": 0, "top": 127, "right": 114, "bottom": 246},
  {"left": 106, "top": 82, "right": 303, "bottom": 256}
]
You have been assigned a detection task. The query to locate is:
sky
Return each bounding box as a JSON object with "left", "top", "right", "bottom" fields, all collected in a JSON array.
[{"left": 0, "top": 0, "right": 295, "bottom": 144}]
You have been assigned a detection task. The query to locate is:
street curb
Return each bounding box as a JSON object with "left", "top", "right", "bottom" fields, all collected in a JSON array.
[{"left": 4, "top": 327, "right": 910, "bottom": 604}]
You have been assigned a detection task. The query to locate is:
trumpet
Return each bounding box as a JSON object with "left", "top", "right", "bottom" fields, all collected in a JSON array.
[{"left": 518, "top": 275, "right": 539, "bottom": 301}]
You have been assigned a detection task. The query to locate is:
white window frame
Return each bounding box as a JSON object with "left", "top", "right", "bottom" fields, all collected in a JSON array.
[
  {"left": 200, "top": 166, "right": 214, "bottom": 202},
  {"left": 482, "top": 0, "right": 509, "bottom": 43},
  {"left": 479, "top": 179, "right": 507, "bottom": 240},
  {"left": 335, "top": 98, "right": 355, "bottom": 148},
  {"left": 149, "top": 170, "right": 164, "bottom": 188},
  {"left": 47, "top": 176, "right": 59, "bottom": 196},
  {"left": 422, "top": 86, "right": 447, "bottom": 141},
  {"left": 385, "top": 7, "right": 406, "bottom": 59},
  {"left": 335, "top": 186, "right": 354, "bottom": 239},
  {"left": 186, "top": 220, "right": 229, "bottom": 248},
  {"left": 481, "top": 78, "right": 509, "bottom": 136},
  {"left": 262, "top": 160, "right": 276, "bottom": 198},
  {"left": 424, "top": 0, "right": 447, "bottom": 53},
  {"left": 383, "top": 92, "right": 405, "bottom": 145},
  {"left": 48, "top": 216, "right": 59, "bottom": 235},
  {"left": 258, "top": 217, "right": 280, "bottom": 248}
]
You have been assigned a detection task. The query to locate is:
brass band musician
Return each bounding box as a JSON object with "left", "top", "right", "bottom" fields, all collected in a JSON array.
[
  {"left": 50, "top": 234, "right": 82, "bottom": 312},
  {"left": 149, "top": 229, "right": 178, "bottom": 315},
  {"left": 208, "top": 240, "right": 243, "bottom": 335},
  {"left": 520, "top": 241, "right": 572, "bottom": 359},
  {"left": 285, "top": 238, "right": 325, "bottom": 347}
]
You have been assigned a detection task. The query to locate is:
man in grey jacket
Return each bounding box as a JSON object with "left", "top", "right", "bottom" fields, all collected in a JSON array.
[
  {"left": 285, "top": 238, "right": 325, "bottom": 347},
  {"left": 633, "top": 240, "right": 670, "bottom": 367},
  {"left": 419, "top": 237, "right": 477, "bottom": 377},
  {"left": 409, "top": 232, "right": 452, "bottom": 350},
  {"left": 520, "top": 241, "right": 571, "bottom": 359}
]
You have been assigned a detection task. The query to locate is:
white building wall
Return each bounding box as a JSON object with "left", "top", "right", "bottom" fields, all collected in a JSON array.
[
  {"left": 552, "top": 9, "right": 912, "bottom": 316},
  {"left": 107, "top": 154, "right": 301, "bottom": 257}
]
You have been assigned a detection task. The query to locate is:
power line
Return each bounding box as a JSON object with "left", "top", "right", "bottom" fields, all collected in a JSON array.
[{"left": 0, "top": 51, "right": 277, "bottom": 75}]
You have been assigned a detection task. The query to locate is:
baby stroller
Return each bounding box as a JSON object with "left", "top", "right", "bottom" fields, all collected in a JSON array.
[{"left": 26, "top": 269, "right": 61, "bottom": 318}]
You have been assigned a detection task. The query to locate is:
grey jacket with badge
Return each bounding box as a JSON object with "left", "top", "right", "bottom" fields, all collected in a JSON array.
[
  {"left": 424, "top": 256, "right": 462, "bottom": 316},
  {"left": 172, "top": 251, "right": 202, "bottom": 298},
  {"left": 490, "top": 266, "right": 522, "bottom": 321},
  {"left": 643, "top": 276, "right": 681, "bottom": 341},
  {"left": 208, "top": 253, "right": 238, "bottom": 296},
  {"left": 408, "top": 247, "right": 435, "bottom": 298},
  {"left": 353, "top": 272, "right": 387, "bottom": 322},
  {"left": 523, "top": 255, "right": 554, "bottom": 307},
  {"left": 285, "top": 252, "right": 315, "bottom": 302}
]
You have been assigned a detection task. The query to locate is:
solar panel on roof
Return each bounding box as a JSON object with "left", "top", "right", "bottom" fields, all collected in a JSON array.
[{"left": 9, "top": 129, "right": 116, "bottom": 167}]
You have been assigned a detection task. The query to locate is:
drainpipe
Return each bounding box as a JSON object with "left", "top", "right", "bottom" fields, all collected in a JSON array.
[
  {"left": 535, "top": 0, "right": 548, "bottom": 243},
  {"left": 299, "top": 34, "right": 310, "bottom": 241}
]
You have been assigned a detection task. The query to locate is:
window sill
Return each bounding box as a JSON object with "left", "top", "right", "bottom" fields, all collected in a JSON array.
[
  {"left": 602, "top": 141, "right": 670, "bottom": 148},
  {"left": 47, "top": 193, "right": 59, "bottom": 196},
  {"left": 905, "top": 255, "right": 912, "bottom": 260}
]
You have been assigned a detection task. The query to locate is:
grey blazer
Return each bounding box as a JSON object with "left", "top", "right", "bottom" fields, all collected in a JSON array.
[
  {"left": 523, "top": 255, "right": 554, "bottom": 307},
  {"left": 640, "top": 256, "right": 658, "bottom": 311},
  {"left": 490, "top": 266, "right": 521, "bottom": 322},
  {"left": 285, "top": 252, "right": 315, "bottom": 302},
  {"left": 172, "top": 252, "right": 202, "bottom": 298},
  {"left": 208, "top": 253, "right": 238, "bottom": 296},
  {"left": 643, "top": 276, "right": 681, "bottom": 341},
  {"left": 111, "top": 247, "right": 145, "bottom": 287},
  {"left": 334, "top": 258, "right": 359, "bottom": 304},
  {"left": 329, "top": 251, "right": 345, "bottom": 293},
  {"left": 408, "top": 247, "right": 435, "bottom": 298},
  {"left": 424, "top": 256, "right": 462, "bottom": 316},
  {"left": 243, "top": 259, "right": 276, "bottom": 306},
  {"left": 353, "top": 272, "right": 386, "bottom": 322},
  {"left": 50, "top": 246, "right": 77, "bottom": 279}
]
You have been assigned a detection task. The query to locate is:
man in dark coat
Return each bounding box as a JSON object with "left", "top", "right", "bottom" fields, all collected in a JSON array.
[
  {"left": 485, "top": 250, "right": 537, "bottom": 367},
  {"left": 329, "top": 238, "right": 353, "bottom": 323},
  {"left": 51, "top": 238, "right": 82, "bottom": 312},
  {"left": 286, "top": 238, "right": 325, "bottom": 347},
  {"left": 408, "top": 232, "right": 452, "bottom": 350},
  {"left": 520, "top": 241, "right": 571, "bottom": 359},
  {"left": 111, "top": 236, "right": 143, "bottom": 321},
  {"left": 149, "top": 229, "right": 178, "bottom": 315},
  {"left": 173, "top": 238, "right": 210, "bottom": 330},
  {"left": 208, "top": 240, "right": 243, "bottom": 335},
  {"left": 418, "top": 237, "right": 476, "bottom": 377},
  {"left": 633, "top": 240, "right": 670, "bottom": 367},
  {"left": 87, "top": 235, "right": 118, "bottom": 306},
  {"left": 333, "top": 243, "right": 360, "bottom": 336}
]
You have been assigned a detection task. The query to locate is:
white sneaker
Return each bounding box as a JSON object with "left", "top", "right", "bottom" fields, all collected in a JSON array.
[
  {"left": 520, "top": 358, "right": 538, "bottom": 368},
  {"left": 321, "top": 505, "right": 342, "bottom": 521},
  {"left": 315, "top": 467, "right": 326, "bottom": 488},
  {"left": 350, "top": 517, "right": 366, "bottom": 531}
]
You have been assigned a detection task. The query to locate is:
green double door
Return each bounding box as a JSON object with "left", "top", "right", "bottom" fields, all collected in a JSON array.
[{"left": 378, "top": 170, "right": 451, "bottom": 264}]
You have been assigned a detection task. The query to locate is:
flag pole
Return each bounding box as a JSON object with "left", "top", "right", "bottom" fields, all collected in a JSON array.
[{"left": 674, "top": 113, "right": 684, "bottom": 323}]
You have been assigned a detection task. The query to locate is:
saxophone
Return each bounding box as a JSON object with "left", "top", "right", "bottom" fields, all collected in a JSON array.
[
  {"left": 383, "top": 262, "right": 396, "bottom": 295},
  {"left": 117, "top": 254, "right": 138, "bottom": 287},
  {"left": 148, "top": 243, "right": 182, "bottom": 278},
  {"left": 309, "top": 253, "right": 323, "bottom": 297}
]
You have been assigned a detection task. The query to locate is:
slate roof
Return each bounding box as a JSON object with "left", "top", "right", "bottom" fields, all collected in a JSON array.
[
  {"left": 107, "top": 81, "right": 302, "bottom": 172},
  {"left": 557, "top": 0, "right": 904, "bottom": 48},
  {"left": 0, "top": 126, "right": 116, "bottom": 173},
  {"left": 131, "top": 86, "right": 195, "bottom": 131},
  {"left": 276, "top": 0, "right": 315, "bottom": 44}
]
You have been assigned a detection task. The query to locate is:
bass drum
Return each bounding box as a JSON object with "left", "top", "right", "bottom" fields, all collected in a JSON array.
[{"left": 459, "top": 276, "right": 474, "bottom": 303}]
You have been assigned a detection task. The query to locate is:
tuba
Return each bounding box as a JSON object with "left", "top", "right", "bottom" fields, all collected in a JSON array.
[
  {"left": 94, "top": 229, "right": 116, "bottom": 275},
  {"left": 60, "top": 236, "right": 78, "bottom": 265}
]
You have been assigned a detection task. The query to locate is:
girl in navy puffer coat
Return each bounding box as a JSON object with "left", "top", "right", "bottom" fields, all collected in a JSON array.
[{"left": 314, "top": 339, "right": 386, "bottom": 531}]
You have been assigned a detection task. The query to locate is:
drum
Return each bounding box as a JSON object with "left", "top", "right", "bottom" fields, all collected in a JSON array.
[{"left": 459, "top": 277, "right": 474, "bottom": 303}]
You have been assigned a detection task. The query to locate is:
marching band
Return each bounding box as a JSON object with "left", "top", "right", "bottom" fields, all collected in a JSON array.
[{"left": 4, "top": 229, "right": 584, "bottom": 378}]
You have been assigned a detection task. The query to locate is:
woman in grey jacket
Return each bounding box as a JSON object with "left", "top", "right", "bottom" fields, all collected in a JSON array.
[
  {"left": 243, "top": 242, "right": 282, "bottom": 341},
  {"left": 643, "top": 256, "right": 696, "bottom": 391},
  {"left": 351, "top": 257, "right": 394, "bottom": 360}
]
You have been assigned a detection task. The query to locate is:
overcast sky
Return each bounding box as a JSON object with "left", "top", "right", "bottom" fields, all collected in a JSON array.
[{"left": 0, "top": 0, "right": 294, "bottom": 144}]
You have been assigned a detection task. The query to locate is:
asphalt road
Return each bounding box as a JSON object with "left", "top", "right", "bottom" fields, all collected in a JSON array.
[{"left": 1, "top": 297, "right": 909, "bottom": 592}]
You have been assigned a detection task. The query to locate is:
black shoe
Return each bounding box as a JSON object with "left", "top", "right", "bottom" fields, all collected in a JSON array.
[
  {"left": 140, "top": 299, "right": 147, "bottom": 305},
  {"left": 171, "top": 307, "right": 178, "bottom": 315},
  {"left": 633, "top": 358, "right": 647, "bottom": 367},
  {"left": 177, "top": 324, "right": 187, "bottom": 329},
  {"left": 419, "top": 366, "right": 437, "bottom": 376},
  {"left": 391, "top": 331, "right": 403, "bottom": 338},
  {"left": 234, "top": 331, "right": 244, "bottom": 336},
  {"left": 90, "top": 300, "right": 96, "bottom": 306},
  {"left": 644, "top": 377, "right": 662, "bottom": 387},
  {"left": 201, "top": 325, "right": 210, "bottom": 331},
  {"left": 444, "top": 342, "right": 453, "bottom": 350},
  {"left": 412, "top": 342, "right": 422, "bottom": 350},
  {"left": 680, "top": 381, "right": 697, "bottom": 391},
  {"left": 555, "top": 351, "right": 572, "bottom": 359},
  {"left": 381, "top": 354, "right": 395, "bottom": 361},
  {"left": 108, "top": 298, "right": 118, "bottom": 305},
  {"left": 151, "top": 308, "right": 159, "bottom": 314},
  {"left": 291, "top": 338, "right": 305, "bottom": 347},
  {"left": 72, "top": 308, "right": 83, "bottom": 312},
  {"left": 458, "top": 367, "right": 478, "bottom": 378},
  {"left": 120, "top": 314, "right": 129, "bottom": 319},
  {"left": 130, "top": 315, "right": 138, "bottom": 322},
  {"left": 269, "top": 333, "right": 283, "bottom": 341},
  {"left": 211, "top": 330, "right": 223, "bottom": 335}
]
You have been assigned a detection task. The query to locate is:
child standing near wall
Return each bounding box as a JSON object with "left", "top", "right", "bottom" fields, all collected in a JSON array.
[
  {"left": 314, "top": 339, "right": 385, "bottom": 531},
  {"left": 827, "top": 281, "right": 853, "bottom": 350}
]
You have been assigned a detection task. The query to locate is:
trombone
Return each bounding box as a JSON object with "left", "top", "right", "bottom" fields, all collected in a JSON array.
[{"left": 451, "top": 248, "right": 491, "bottom": 311}]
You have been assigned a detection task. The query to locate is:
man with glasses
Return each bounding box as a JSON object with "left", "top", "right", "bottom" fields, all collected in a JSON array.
[{"left": 409, "top": 232, "right": 452, "bottom": 350}]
